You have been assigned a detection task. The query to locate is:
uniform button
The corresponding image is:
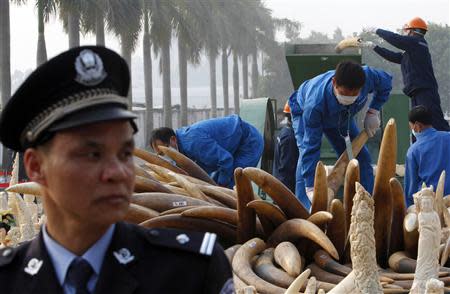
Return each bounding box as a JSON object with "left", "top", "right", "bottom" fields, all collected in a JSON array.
[
  {"left": 2, "top": 248, "right": 12, "bottom": 257},
  {"left": 149, "top": 229, "right": 159, "bottom": 237},
  {"left": 176, "top": 234, "right": 190, "bottom": 244}
]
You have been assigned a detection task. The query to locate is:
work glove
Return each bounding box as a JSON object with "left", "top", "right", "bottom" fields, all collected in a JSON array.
[
  {"left": 364, "top": 108, "right": 380, "bottom": 137},
  {"left": 305, "top": 187, "right": 314, "bottom": 203},
  {"left": 366, "top": 27, "right": 378, "bottom": 34},
  {"left": 359, "top": 40, "right": 375, "bottom": 49}
]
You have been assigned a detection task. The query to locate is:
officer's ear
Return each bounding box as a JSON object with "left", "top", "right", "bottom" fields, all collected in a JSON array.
[{"left": 23, "top": 148, "right": 47, "bottom": 186}]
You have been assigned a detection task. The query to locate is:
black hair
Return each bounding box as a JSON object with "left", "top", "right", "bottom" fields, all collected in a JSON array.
[
  {"left": 334, "top": 60, "right": 366, "bottom": 89},
  {"left": 149, "top": 127, "right": 176, "bottom": 147},
  {"left": 408, "top": 105, "right": 432, "bottom": 125}
]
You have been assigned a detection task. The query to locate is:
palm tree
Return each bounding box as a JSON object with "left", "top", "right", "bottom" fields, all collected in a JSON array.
[
  {"left": 79, "top": 0, "right": 106, "bottom": 46},
  {"left": 221, "top": 46, "right": 230, "bottom": 115},
  {"left": 0, "top": 0, "right": 12, "bottom": 168},
  {"left": 142, "top": 1, "right": 153, "bottom": 145},
  {"left": 105, "top": 0, "right": 142, "bottom": 103},
  {"left": 232, "top": 51, "right": 240, "bottom": 114},
  {"left": 148, "top": 0, "right": 177, "bottom": 127},
  {"left": 37, "top": 0, "right": 56, "bottom": 66},
  {"left": 173, "top": 0, "right": 203, "bottom": 126},
  {"left": 58, "top": 0, "right": 83, "bottom": 48}
]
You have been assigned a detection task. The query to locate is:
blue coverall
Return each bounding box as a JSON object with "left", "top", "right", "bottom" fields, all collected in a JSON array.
[
  {"left": 272, "top": 123, "right": 299, "bottom": 192},
  {"left": 175, "top": 115, "right": 264, "bottom": 187},
  {"left": 404, "top": 128, "right": 450, "bottom": 207},
  {"left": 289, "top": 66, "right": 392, "bottom": 209},
  {"left": 374, "top": 29, "right": 450, "bottom": 131}
]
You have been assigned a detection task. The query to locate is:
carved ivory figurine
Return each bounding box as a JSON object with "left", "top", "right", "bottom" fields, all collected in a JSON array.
[
  {"left": 411, "top": 186, "right": 441, "bottom": 294},
  {"left": 328, "top": 182, "right": 382, "bottom": 294}
]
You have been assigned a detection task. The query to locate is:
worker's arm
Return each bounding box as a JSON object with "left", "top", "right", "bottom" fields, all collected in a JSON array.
[
  {"left": 375, "top": 28, "right": 417, "bottom": 51},
  {"left": 193, "top": 136, "right": 234, "bottom": 187},
  {"left": 300, "top": 107, "right": 323, "bottom": 188},
  {"left": 404, "top": 150, "right": 419, "bottom": 207},
  {"left": 366, "top": 67, "right": 393, "bottom": 110},
  {"left": 373, "top": 46, "right": 403, "bottom": 64}
]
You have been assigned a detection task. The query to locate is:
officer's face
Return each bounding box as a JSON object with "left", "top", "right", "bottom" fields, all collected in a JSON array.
[{"left": 25, "top": 120, "right": 135, "bottom": 229}]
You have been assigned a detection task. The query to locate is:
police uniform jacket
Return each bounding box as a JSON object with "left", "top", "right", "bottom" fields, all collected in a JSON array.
[{"left": 0, "top": 222, "right": 233, "bottom": 294}]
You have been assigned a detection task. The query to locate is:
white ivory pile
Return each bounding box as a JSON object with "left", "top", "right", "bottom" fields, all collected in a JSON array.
[{"left": 0, "top": 154, "right": 43, "bottom": 248}]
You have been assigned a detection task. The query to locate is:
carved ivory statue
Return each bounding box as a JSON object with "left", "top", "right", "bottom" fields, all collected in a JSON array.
[
  {"left": 411, "top": 187, "right": 441, "bottom": 293},
  {"left": 328, "top": 182, "right": 382, "bottom": 294},
  {"left": 425, "top": 278, "right": 444, "bottom": 294}
]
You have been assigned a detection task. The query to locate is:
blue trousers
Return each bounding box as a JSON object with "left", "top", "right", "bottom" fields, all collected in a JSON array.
[{"left": 293, "top": 117, "right": 374, "bottom": 210}]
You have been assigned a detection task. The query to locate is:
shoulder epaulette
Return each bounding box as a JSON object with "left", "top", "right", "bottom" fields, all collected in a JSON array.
[
  {"left": 144, "top": 227, "right": 217, "bottom": 256},
  {"left": 0, "top": 246, "right": 17, "bottom": 267}
]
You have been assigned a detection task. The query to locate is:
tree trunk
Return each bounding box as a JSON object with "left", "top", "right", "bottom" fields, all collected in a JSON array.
[
  {"left": 95, "top": 12, "right": 105, "bottom": 46},
  {"left": 143, "top": 23, "right": 153, "bottom": 146},
  {"left": 178, "top": 40, "right": 188, "bottom": 126},
  {"left": 68, "top": 10, "right": 80, "bottom": 48},
  {"left": 233, "top": 51, "right": 240, "bottom": 114},
  {"left": 0, "top": 0, "right": 12, "bottom": 169},
  {"left": 251, "top": 48, "right": 259, "bottom": 98},
  {"left": 121, "top": 39, "right": 133, "bottom": 104},
  {"left": 162, "top": 40, "right": 172, "bottom": 128},
  {"left": 209, "top": 51, "right": 217, "bottom": 118},
  {"left": 222, "top": 47, "right": 229, "bottom": 116},
  {"left": 242, "top": 54, "right": 248, "bottom": 99},
  {"left": 36, "top": 0, "right": 47, "bottom": 66}
]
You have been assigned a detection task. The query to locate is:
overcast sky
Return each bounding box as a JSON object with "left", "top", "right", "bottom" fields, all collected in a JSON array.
[{"left": 9, "top": 0, "right": 450, "bottom": 73}]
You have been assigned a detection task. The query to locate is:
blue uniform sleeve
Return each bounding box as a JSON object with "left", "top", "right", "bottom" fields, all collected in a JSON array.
[
  {"left": 193, "top": 136, "right": 234, "bottom": 187},
  {"left": 366, "top": 67, "right": 393, "bottom": 111},
  {"left": 376, "top": 28, "right": 418, "bottom": 51},
  {"left": 300, "top": 108, "right": 323, "bottom": 188},
  {"left": 373, "top": 46, "right": 403, "bottom": 64},
  {"left": 404, "top": 149, "right": 419, "bottom": 207}
]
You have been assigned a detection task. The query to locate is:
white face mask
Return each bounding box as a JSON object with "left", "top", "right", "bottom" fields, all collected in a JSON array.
[{"left": 334, "top": 88, "right": 359, "bottom": 105}]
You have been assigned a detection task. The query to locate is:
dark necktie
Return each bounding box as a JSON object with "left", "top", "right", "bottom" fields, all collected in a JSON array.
[{"left": 67, "top": 257, "right": 94, "bottom": 294}]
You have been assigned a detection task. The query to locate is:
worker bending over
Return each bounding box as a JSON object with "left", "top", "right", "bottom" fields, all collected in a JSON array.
[{"left": 150, "top": 115, "right": 264, "bottom": 188}]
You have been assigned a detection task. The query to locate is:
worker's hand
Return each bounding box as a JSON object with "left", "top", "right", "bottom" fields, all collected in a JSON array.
[
  {"left": 305, "top": 187, "right": 314, "bottom": 203},
  {"left": 366, "top": 27, "right": 378, "bottom": 34},
  {"left": 359, "top": 41, "right": 375, "bottom": 49},
  {"left": 364, "top": 108, "right": 380, "bottom": 137}
]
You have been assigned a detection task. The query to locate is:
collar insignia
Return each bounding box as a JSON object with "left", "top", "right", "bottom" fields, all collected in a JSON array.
[
  {"left": 24, "top": 258, "right": 43, "bottom": 276},
  {"left": 113, "top": 248, "right": 135, "bottom": 265}
]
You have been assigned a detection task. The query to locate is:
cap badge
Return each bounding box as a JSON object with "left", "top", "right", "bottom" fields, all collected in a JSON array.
[
  {"left": 75, "top": 49, "right": 107, "bottom": 86},
  {"left": 113, "top": 248, "right": 135, "bottom": 265}
]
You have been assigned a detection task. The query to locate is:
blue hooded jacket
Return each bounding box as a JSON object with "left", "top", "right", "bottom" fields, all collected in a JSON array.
[
  {"left": 289, "top": 66, "right": 392, "bottom": 188},
  {"left": 175, "top": 115, "right": 263, "bottom": 187}
]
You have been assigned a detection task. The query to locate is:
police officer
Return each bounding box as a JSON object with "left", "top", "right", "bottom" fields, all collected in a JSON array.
[
  {"left": 272, "top": 102, "right": 299, "bottom": 192},
  {"left": 363, "top": 17, "right": 450, "bottom": 131},
  {"left": 0, "top": 46, "right": 233, "bottom": 294},
  {"left": 150, "top": 115, "right": 264, "bottom": 188},
  {"left": 289, "top": 60, "right": 392, "bottom": 210}
]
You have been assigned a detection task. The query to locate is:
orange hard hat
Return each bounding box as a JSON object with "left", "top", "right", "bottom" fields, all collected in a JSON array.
[
  {"left": 283, "top": 102, "right": 291, "bottom": 114},
  {"left": 404, "top": 17, "right": 427, "bottom": 31}
]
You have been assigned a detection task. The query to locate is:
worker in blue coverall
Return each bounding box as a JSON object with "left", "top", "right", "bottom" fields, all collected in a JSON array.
[
  {"left": 272, "top": 102, "right": 299, "bottom": 192},
  {"left": 404, "top": 106, "right": 450, "bottom": 207},
  {"left": 362, "top": 17, "right": 450, "bottom": 131},
  {"left": 289, "top": 60, "right": 392, "bottom": 210},
  {"left": 149, "top": 115, "right": 264, "bottom": 188}
]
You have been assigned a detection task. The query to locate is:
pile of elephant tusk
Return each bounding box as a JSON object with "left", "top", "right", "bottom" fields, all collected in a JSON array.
[{"left": 5, "top": 118, "right": 450, "bottom": 293}]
